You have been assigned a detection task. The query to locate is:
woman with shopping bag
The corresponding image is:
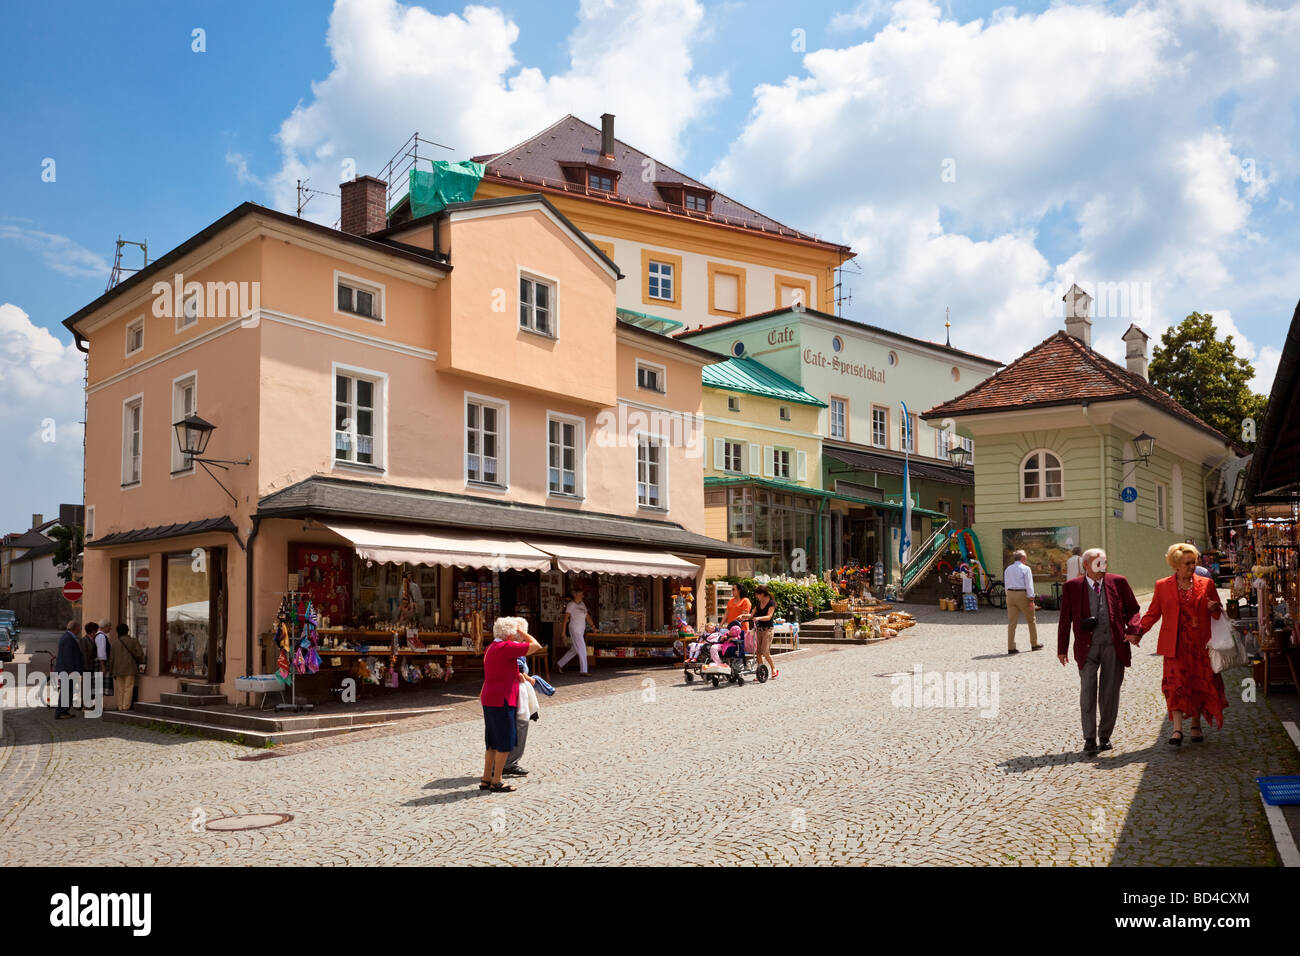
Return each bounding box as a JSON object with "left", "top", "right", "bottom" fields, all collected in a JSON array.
[{"left": 1134, "top": 543, "right": 1228, "bottom": 746}]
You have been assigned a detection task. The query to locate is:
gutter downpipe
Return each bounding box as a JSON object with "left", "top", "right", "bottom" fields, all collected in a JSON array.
[
  {"left": 1082, "top": 403, "right": 1107, "bottom": 556},
  {"left": 244, "top": 514, "right": 262, "bottom": 698}
]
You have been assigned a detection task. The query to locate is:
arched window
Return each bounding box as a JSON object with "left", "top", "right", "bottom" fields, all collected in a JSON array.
[{"left": 1021, "top": 449, "right": 1064, "bottom": 501}]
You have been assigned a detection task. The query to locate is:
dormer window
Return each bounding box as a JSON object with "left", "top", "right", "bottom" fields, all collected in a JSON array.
[
  {"left": 560, "top": 163, "right": 619, "bottom": 195},
  {"left": 654, "top": 181, "right": 713, "bottom": 213},
  {"left": 684, "top": 191, "right": 710, "bottom": 212},
  {"left": 589, "top": 172, "right": 614, "bottom": 193}
]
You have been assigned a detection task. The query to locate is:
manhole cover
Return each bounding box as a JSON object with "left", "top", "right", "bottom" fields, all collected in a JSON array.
[{"left": 205, "top": 813, "right": 294, "bottom": 832}]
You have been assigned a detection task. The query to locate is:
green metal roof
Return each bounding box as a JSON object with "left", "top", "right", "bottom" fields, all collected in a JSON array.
[
  {"left": 701, "top": 357, "right": 827, "bottom": 407},
  {"left": 703, "top": 476, "right": 948, "bottom": 518},
  {"left": 616, "top": 307, "right": 684, "bottom": 334}
]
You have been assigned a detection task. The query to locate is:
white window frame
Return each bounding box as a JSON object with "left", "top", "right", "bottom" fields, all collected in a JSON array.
[
  {"left": 465, "top": 391, "right": 509, "bottom": 491},
  {"left": 85, "top": 505, "right": 95, "bottom": 540},
  {"left": 1155, "top": 480, "right": 1169, "bottom": 530},
  {"left": 518, "top": 268, "right": 558, "bottom": 338},
  {"left": 546, "top": 411, "right": 585, "bottom": 499},
  {"left": 647, "top": 260, "right": 674, "bottom": 302},
  {"left": 779, "top": 405, "right": 792, "bottom": 422},
  {"left": 727, "top": 396, "right": 740, "bottom": 413},
  {"left": 125, "top": 316, "right": 144, "bottom": 357},
  {"left": 899, "top": 412, "right": 917, "bottom": 454},
  {"left": 636, "top": 433, "right": 668, "bottom": 511},
  {"left": 773, "top": 446, "right": 793, "bottom": 481},
  {"left": 871, "top": 405, "right": 889, "bottom": 449},
  {"left": 332, "top": 363, "right": 388, "bottom": 472},
  {"left": 333, "top": 270, "right": 386, "bottom": 323},
  {"left": 1020, "top": 448, "right": 1065, "bottom": 502},
  {"left": 636, "top": 359, "right": 667, "bottom": 395},
  {"left": 170, "top": 371, "right": 198, "bottom": 477},
  {"left": 959, "top": 435, "right": 974, "bottom": 463},
  {"left": 723, "top": 439, "right": 744, "bottom": 474},
  {"left": 936, "top": 427, "right": 951, "bottom": 458},
  {"left": 177, "top": 291, "right": 200, "bottom": 332},
  {"left": 829, "top": 397, "right": 847, "bottom": 440},
  {"left": 121, "top": 393, "right": 143, "bottom": 488}
]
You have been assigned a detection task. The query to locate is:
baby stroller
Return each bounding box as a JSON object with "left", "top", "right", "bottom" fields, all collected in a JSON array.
[{"left": 684, "top": 624, "right": 769, "bottom": 687}]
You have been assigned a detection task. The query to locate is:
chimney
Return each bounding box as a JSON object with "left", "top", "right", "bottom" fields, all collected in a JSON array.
[
  {"left": 600, "top": 113, "right": 615, "bottom": 158},
  {"left": 1063, "top": 283, "right": 1093, "bottom": 347},
  {"left": 1122, "top": 324, "right": 1150, "bottom": 381},
  {"left": 31, "top": 514, "right": 43, "bottom": 530},
  {"left": 339, "top": 175, "right": 388, "bottom": 236}
]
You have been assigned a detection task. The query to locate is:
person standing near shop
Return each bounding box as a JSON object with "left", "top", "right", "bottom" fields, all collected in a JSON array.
[
  {"left": 108, "top": 623, "right": 146, "bottom": 711},
  {"left": 724, "top": 589, "right": 751, "bottom": 630},
  {"left": 76, "top": 622, "right": 97, "bottom": 713},
  {"left": 1065, "top": 547, "right": 1084, "bottom": 581},
  {"left": 480, "top": 617, "right": 542, "bottom": 792},
  {"left": 556, "top": 587, "right": 595, "bottom": 676},
  {"left": 1004, "top": 550, "right": 1041, "bottom": 654},
  {"left": 1057, "top": 549, "right": 1142, "bottom": 755},
  {"left": 95, "top": 617, "right": 112, "bottom": 673},
  {"left": 750, "top": 585, "right": 779, "bottom": 680},
  {"left": 503, "top": 658, "right": 541, "bottom": 777},
  {"left": 1134, "top": 543, "right": 1228, "bottom": 746},
  {"left": 54, "top": 620, "right": 84, "bottom": 719}
]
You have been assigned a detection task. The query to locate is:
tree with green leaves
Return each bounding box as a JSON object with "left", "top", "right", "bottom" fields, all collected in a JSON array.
[
  {"left": 49, "top": 523, "right": 83, "bottom": 583},
  {"left": 1148, "top": 312, "right": 1268, "bottom": 442}
]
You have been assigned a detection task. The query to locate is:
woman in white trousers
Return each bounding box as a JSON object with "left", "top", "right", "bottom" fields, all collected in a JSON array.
[{"left": 556, "top": 588, "right": 594, "bottom": 675}]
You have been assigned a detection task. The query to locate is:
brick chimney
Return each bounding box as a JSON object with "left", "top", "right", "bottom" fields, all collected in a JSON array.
[
  {"left": 600, "top": 113, "right": 615, "bottom": 159},
  {"left": 31, "top": 513, "right": 43, "bottom": 530},
  {"left": 340, "top": 176, "right": 388, "bottom": 236},
  {"left": 1063, "top": 283, "right": 1093, "bottom": 348},
  {"left": 1122, "top": 324, "right": 1150, "bottom": 380}
]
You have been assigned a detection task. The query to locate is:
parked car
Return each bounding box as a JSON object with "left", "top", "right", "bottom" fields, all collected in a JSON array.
[
  {"left": 0, "top": 622, "right": 16, "bottom": 662},
  {"left": 0, "top": 609, "right": 18, "bottom": 638}
]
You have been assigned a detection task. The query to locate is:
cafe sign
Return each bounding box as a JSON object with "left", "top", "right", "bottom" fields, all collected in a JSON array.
[{"left": 802, "top": 348, "right": 887, "bottom": 383}]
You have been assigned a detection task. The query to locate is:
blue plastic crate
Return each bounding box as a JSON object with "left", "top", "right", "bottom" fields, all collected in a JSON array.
[{"left": 1257, "top": 776, "right": 1300, "bottom": 806}]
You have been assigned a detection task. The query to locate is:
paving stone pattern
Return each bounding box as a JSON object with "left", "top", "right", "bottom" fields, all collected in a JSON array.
[{"left": 1, "top": 601, "right": 1295, "bottom": 866}]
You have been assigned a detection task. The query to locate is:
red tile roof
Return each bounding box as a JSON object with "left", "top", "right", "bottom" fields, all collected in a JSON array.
[
  {"left": 474, "top": 115, "right": 851, "bottom": 252},
  {"left": 923, "top": 331, "right": 1232, "bottom": 444}
]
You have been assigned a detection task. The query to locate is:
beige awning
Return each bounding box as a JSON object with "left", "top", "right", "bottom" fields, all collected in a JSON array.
[
  {"left": 326, "top": 524, "right": 552, "bottom": 572},
  {"left": 526, "top": 539, "right": 700, "bottom": 578}
]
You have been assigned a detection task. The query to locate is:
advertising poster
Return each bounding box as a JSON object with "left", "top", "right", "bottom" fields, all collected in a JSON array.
[{"left": 1002, "top": 526, "right": 1079, "bottom": 578}]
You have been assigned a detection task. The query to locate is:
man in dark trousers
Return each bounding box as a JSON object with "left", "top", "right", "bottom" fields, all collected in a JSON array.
[
  {"left": 54, "top": 619, "right": 84, "bottom": 719},
  {"left": 1057, "top": 548, "right": 1141, "bottom": 755},
  {"left": 76, "top": 623, "right": 97, "bottom": 712}
]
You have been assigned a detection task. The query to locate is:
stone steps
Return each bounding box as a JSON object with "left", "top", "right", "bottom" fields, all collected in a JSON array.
[{"left": 102, "top": 709, "right": 402, "bottom": 747}]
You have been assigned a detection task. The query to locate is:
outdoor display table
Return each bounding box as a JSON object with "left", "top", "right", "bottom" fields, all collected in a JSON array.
[{"left": 584, "top": 632, "right": 683, "bottom": 665}]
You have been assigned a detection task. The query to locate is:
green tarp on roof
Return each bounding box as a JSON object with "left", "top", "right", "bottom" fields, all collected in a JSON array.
[{"left": 405, "top": 160, "right": 485, "bottom": 218}]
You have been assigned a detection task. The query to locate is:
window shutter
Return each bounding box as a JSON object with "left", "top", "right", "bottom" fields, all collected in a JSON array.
[
  {"left": 797, "top": 450, "right": 807, "bottom": 482},
  {"left": 714, "top": 438, "right": 725, "bottom": 471},
  {"left": 748, "top": 443, "right": 760, "bottom": 475},
  {"left": 763, "top": 446, "right": 775, "bottom": 478}
]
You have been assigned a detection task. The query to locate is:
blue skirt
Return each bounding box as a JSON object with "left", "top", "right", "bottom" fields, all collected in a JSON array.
[{"left": 483, "top": 704, "right": 518, "bottom": 752}]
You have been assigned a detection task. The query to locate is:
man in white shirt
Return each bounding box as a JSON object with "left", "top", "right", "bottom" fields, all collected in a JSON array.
[
  {"left": 1003, "top": 551, "right": 1041, "bottom": 654},
  {"left": 1065, "top": 547, "right": 1084, "bottom": 581},
  {"left": 556, "top": 588, "right": 595, "bottom": 676},
  {"left": 95, "top": 617, "right": 112, "bottom": 671}
]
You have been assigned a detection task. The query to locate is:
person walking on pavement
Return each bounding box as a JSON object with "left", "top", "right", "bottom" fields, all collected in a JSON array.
[
  {"left": 1003, "top": 550, "right": 1041, "bottom": 653},
  {"left": 108, "top": 623, "right": 145, "bottom": 711},
  {"left": 749, "top": 584, "right": 779, "bottom": 680},
  {"left": 1057, "top": 549, "right": 1142, "bottom": 755},
  {"left": 1065, "top": 546, "right": 1085, "bottom": 581},
  {"left": 556, "top": 587, "right": 595, "bottom": 675},
  {"left": 55, "top": 620, "right": 84, "bottom": 718}
]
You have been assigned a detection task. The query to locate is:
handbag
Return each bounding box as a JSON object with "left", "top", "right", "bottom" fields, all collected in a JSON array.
[
  {"left": 1208, "top": 614, "right": 1234, "bottom": 651},
  {"left": 1209, "top": 633, "right": 1249, "bottom": 673}
]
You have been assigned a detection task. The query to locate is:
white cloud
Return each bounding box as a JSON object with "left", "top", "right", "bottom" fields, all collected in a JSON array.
[
  {"left": 225, "top": 151, "right": 263, "bottom": 186},
  {"left": 0, "top": 303, "right": 85, "bottom": 533},
  {"left": 268, "top": 0, "right": 727, "bottom": 221},
  {"left": 0, "top": 224, "right": 109, "bottom": 280},
  {"left": 1207, "top": 309, "right": 1281, "bottom": 394},
  {"left": 707, "top": 0, "right": 1300, "bottom": 366}
]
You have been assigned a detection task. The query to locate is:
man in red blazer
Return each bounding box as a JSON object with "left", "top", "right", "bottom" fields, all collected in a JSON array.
[{"left": 1057, "top": 548, "right": 1142, "bottom": 755}]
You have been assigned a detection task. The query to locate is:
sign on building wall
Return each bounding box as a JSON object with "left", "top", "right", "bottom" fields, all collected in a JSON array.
[{"left": 1002, "top": 526, "right": 1079, "bottom": 579}]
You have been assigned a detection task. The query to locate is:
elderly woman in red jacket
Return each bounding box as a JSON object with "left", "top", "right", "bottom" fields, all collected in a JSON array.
[
  {"left": 480, "top": 616, "right": 542, "bottom": 792},
  {"left": 1135, "top": 543, "right": 1228, "bottom": 746}
]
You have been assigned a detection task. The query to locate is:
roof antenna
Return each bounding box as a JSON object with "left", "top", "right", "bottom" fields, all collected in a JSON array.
[
  {"left": 106, "top": 237, "right": 148, "bottom": 292},
  {"left": 296, "top": 178, "right": 339, "bottom": 218},
  {"left": 945, "top": 306, "right": 951, "bottom": 347}
]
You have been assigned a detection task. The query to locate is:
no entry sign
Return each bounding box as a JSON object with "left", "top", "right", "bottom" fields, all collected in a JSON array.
[
  {"left": 135, "top": 566, "right": 150, "bottom": 590},
  {"left": 62, "top": 580, "right": 84, "bottom": 602}
]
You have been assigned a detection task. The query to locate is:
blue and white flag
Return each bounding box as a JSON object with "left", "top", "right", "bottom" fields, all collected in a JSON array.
[{"left": 899, "top": 401, "right": 912, "bottom": 565}]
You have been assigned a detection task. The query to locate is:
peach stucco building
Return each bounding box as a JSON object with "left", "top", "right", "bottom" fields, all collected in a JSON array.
[{"left": 64, "top": 186, "right": 754, "bottom": 703}]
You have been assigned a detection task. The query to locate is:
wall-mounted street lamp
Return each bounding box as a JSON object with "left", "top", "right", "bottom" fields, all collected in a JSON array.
[
  {"left": 1117, "top": 431, "right": 1157, "bottom": 466},
  {"left": 173, "top": 414, "right": 251, "bottom": 505},
  {"left": 948, "top": 444, "right": 972, "bottom": 469}
]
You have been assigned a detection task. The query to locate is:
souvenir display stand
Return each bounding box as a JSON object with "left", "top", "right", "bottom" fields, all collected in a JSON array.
[
  {"left": 583, "top": 580, "right": 694, "bottom": 666},
  {"left": 1225, "top": 511, "right": 1300, "bottom": 692}
]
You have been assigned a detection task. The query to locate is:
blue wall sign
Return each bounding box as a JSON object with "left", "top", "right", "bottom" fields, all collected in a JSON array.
[{"left": 1120, "top": 486, "right": 1137, "bottom": 503}]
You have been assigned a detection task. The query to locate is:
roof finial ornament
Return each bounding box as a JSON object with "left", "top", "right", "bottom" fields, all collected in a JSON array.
[{"left": 945, "top": 306, "right": 951, "bottom": 347}]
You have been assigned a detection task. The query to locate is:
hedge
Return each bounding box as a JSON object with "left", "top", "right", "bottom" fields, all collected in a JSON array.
[{"left": 705, "top": 576, "right": 838, "bottom": 622}]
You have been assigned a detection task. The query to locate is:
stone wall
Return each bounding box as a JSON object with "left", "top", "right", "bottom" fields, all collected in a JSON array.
[{"left": 0, "top": 587, "right": 77, "bottom": 629}]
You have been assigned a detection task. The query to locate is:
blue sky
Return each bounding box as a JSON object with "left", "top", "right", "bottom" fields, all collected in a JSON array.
[{"left": 1, "top": 0, "right": 1298, "bottom": 533}]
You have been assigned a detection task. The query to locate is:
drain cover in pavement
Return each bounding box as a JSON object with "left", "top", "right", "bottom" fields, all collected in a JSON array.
[{"left": 205, "top": 813, "right": 294, "bottom": 831}]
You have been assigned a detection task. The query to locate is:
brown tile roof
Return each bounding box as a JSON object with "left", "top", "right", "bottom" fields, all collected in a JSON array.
[
  {"left": 474, "top": 115, "right": 851, "bottom": 252},
  {"left": 923, "top": 331, "right": 1233, "bottom": 445}
]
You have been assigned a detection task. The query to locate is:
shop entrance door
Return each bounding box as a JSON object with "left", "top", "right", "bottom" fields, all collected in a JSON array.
[{"left": 499, "top": 570, "right": 541, "bottom": 637}]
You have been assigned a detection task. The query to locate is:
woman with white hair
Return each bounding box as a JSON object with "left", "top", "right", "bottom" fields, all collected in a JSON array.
[
  {"left": 1135, "top": 542, "right": 1228, "bottom": 746},
  {"left": 479, "top": 616, "right": 542, "bottom": 792}
]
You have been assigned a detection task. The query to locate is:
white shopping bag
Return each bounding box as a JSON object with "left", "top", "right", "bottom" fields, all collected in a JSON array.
[{"left": 1209, "top": 612, "right": 1234, "bottom": 651}]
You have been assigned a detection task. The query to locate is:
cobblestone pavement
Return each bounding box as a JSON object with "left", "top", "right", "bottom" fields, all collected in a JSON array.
[{"left": 2, "top": 599, "right": 1296, "bottom": 866}]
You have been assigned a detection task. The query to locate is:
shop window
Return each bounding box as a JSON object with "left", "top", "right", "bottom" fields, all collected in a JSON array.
[
  {"left": 118, "top": 558, "right": 150, "bottom": 670},
  {"left": 519, "top": 273, "right": 555, "bottom": 336},
  {"left": 636, "top": 360, "right": 666, "bottom": 394},
  {"left": 830, "top": 397, "right": 847, "bottom": 440},
  {"left": 165, "top": 551, "right": 210, "bottom": 678},
  {"left": 547, "top": 415, "right": 583, "bottom": 497},
  {"left": 171, "top": 373, "right": 197, "bottom": 475},
  {"left": 122, "top": 394, "right": 143, "bottom": 487},
  {"left": 335, "top": 273, "right": 383, "bottom": 321},
  {"left": 125, "top": 317, "right": 144, "bottom": 356},
  {"left": 1021, "top": 449, "right": 1064, "bottom": 501},
  {"left": 728, "top": 487, "right": 754, "bottom": 535},
  {"left": 637, "top": 436, "right": 665, "bottom": 509},
  {"left": 335, "top": 370, "right": 382, "bottom": 467},
  {"left": 872, "top": 405, "right": 888, "bottom": 448},
  {"left": 466, "top": 396, "right": 507, "bottom": 487}
]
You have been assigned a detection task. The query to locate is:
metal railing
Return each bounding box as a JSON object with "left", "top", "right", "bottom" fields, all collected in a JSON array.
[{"left": 900, "top": 521, "right": 953, "bottom": 593}]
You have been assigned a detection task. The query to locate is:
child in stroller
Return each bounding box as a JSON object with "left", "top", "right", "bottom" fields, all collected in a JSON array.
[{"left": 683, "top": 624, "right": 768, "bottom": 686}]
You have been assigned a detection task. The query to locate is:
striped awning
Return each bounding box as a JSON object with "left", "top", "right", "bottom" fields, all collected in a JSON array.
[{"left": 326, "top": 524, "right": 552, "bottom": 572}]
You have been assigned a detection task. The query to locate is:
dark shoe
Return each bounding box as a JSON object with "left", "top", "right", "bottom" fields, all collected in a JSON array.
[
  {"left": 1007, "top": 648, "right": 1019, "bottom": 655},
  {"left": 1189, "top": 727, "right": 1204, "bottom": 743},
  {"left": 502, "top": 765, "right": 528, "bottom": 777},
  {"left": 1083, "top": 738, "right": 1098, "bottom": 755},
  {"left": 1167, "top": 731, "right": 1183, "bottom": 747},
  {"left": 489, "top": 783, "right": 517, "bottom": 792},
  {"left": 55, "top": 713, "right": 73, "bottom": 720},
  {"left": 1031, "top": 645, "right": 1044, "bottom": 651},
  {"left": 1098, "top": 740, "right": 1113, "bottom": 751},
  {"left": 478, "top": 778, "right": 491, "bottom": 790}
]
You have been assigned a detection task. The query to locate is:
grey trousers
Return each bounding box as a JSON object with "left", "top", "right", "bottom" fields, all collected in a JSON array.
[
  {"left": 1080, "top": 637, "right": 1124, "bottom": 740},
  {"left": 506, "top": 717, "right": 529, "bottom": 769}
]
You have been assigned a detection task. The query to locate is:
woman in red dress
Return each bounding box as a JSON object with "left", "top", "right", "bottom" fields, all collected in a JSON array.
[{"left": 1135, "top": 543, "right": 1227, "bottom": 746}]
